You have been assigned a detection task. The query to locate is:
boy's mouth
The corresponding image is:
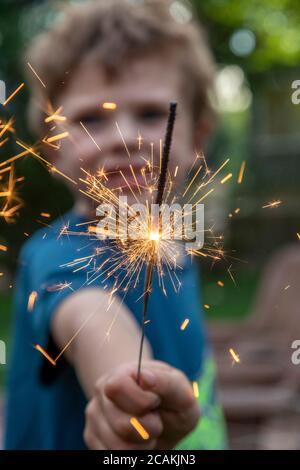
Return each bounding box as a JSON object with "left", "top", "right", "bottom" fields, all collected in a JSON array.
[{"left": 103, "top": 161, "right": 155, "bottom": 191}]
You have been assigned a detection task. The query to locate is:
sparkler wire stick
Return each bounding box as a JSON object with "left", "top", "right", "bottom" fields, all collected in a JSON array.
[{"left": 136, "top": 102, "right": 177, "bottom": 384}]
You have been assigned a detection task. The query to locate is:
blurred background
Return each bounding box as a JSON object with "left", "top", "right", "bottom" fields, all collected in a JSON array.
[{"left": 0, "top": 0, "right": 300, "bottom": 449}]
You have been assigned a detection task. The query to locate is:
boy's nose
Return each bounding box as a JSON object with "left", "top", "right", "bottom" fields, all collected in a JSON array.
[{"left": 107, "top": 115, "right": 139, "bottom": 158}]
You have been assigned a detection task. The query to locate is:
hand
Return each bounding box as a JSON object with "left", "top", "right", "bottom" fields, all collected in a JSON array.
[
  {"left": 83, "top": 362, "right": 163, "bottom": 450},
  {"left": 83, "top": 360, "right": 200, "bottom": 450},
  {"left": 138, "top": 361, "right": 201, "bottom": 449}
]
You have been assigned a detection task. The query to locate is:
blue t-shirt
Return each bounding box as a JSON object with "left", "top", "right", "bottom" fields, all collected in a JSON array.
[{"left": 5, "top": 210, "right": 207, "bottom": 450}]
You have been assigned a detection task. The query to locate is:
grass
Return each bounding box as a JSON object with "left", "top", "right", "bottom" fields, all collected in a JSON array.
[{"left": 202, "top": 269, "right": 259, "bottom": 321}]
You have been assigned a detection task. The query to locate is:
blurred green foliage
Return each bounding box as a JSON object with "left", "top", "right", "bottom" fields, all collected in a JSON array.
[{"left": 195, "top": 0, "right": 300, "bottom": 70}]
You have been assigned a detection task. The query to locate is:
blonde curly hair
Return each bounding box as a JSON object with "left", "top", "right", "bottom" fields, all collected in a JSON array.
[{"left": 26, "top": 0, "right": 216, "bottom": 134}]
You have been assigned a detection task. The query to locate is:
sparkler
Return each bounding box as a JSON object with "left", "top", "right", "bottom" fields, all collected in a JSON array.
[
  {"left": 1, "top": 92, "right": 234, "bottom": 371},
  {"left": 136, "top": 102, "right": 177, "bottom": 385}
]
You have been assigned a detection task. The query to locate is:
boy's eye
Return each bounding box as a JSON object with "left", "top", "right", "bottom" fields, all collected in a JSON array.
[
  {"left": 137, "top": 108, "right": 167, "bottom": 122},
  {"left": 76, "top": 114, "right": 105, "bottom": 126}
]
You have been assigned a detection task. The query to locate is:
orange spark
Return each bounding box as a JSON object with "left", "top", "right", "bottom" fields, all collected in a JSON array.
[
  {"left": 80, "top": 121, "right": 101, "bottom": 151},
  {"left": 237, "top": 161, "right": 246, "bottom": 184},
  {"left": 192, "top": 381, "right": 199, "bottom": 398},
  {"left": 0, "top": 166, "right": 11, "bottom": 175},
  {"left": 217, "top": 281, "right": 224, "bottom": 287},
  {"left": 115, "top": 122, "right": 131, "bottom": 158},
  {"left": 229, "top": 348, "right": 240, "bottom": 363},
  {"left": 102, "top": 102, "right": 117, "bottom": 110},
  {"left": 262, "top": 200, "right": 282, "bottom": 209},
  {"left": 0, "top": 191, "right": 10, "bottom": 197},
  {"left": 46, "top": 282, "right": 73, "bottom": 292},
  {"left": 15, "top": 140, "right": 77, "bottom": 186},
  {"left": 2, "top": 82, "right": 25, "bottom": 107},
  {"left": 137, "top": 132, "right": 143, "bottom": 150},
  {"left": 28, "top": 291, "right": 38, "bottom": 312},
  {"left": 44, "top": 107, "right": 66, "bottom": 123},
  {"left": 46, "top": 131, "right": 69, "bottom": 143},
  {"left": 180, "top": 318, "right": 190, "bottom": 330},
  {"left": 221, "top": 173, "right": 233, "bottom": 184},
  {"left": 0, "top": 117, "right": 14, "bottom": 139},
  {"left": 0, "top": 149, "right": 29, "bottom": 167},
  {"left": 0, "top": 137, "right": 9, "bottom": 147},
  {"left": 40, "top": 212, "right": 51, "bottom": 218},
  {"left": 27, "top": 62, "right": 46, "bottom": 88},
  {"left": 204, "top": 304, "right": 210, "bottom": 309},
  {"left": 34, "top": 345, "right": 56, "bottom": 366},
  {"left": 195, "top": 188, "right": 214, "bottom": 204},
  {"left": 0, "top": 244, "right": 8, "bottom": 252},
  {"left": 130, "top": 417, "right": 149, "bottom": 440}
]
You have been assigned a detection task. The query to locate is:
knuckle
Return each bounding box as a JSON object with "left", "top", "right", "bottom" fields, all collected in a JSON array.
[
  {"left": 104, "top": 377, "right": 119, "bottom": 398},
  {"left": 137, "top": 395, "right": 156, "bottom": 414},
  {"left": 83, "top": 427, "right": 94, "bottom": 449},
  {"left": 192, "top": 404, "right": 201, "bottom": 428},
  {"left": 143, "top": 414, "right": 163, "bottom": 437},
  {"left": 173, "top": 367, "right": 188, "bottom": 385},
  {"left": 94, "top": 377, "right": 104, "bottom": 395},
  {"left": 185, "top": 389, "right": 197, "bottom": 408},
  {"left": 85, "top": 401, "right": 95, "bottom": 421},
  {"left": 115, "top": 417, "right": 131, "bottom": 437}
]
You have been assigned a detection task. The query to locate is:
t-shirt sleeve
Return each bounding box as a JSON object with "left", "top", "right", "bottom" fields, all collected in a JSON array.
[{"left": 21, "top": 234, "right": 108, "bottom": 353}]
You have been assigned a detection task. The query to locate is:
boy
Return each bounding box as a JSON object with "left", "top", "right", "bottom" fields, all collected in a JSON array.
[{"left": 5, "top": 0, "right": 226, "bottom": 450}]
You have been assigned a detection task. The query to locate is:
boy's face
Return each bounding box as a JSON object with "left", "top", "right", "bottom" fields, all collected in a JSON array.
[{"left": 49, "top": 54, "right": 203, "bottom": 210}]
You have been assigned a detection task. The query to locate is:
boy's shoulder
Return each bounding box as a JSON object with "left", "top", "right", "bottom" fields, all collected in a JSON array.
[{"left": 19, "top": 210, "right": 81, "bottom": 270}]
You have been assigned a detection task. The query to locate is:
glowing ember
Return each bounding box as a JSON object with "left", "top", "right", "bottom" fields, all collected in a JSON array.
[
  {"left": 192, "top": 381, "right": 199, "bottom": 398},
  {"left": 221, "top": 172, "right": 232, "bottom": 184},
  {"left": 27, "top": 291, "right": 38, "bottom": 312},
  {"left": 237, "top": 161, "right": 246, "bottom": 184},
  {"left": 262, "top": 200, "right": 282, "bottom": 209},
  {"left": 130, "top": 417, "right": 149, "bottom": 440},
  {"left": 2, "top": 82, "right": 25, "bottom": 107},
  {"left": 180, "top": 318, "right": 190, "bottom": 330},
  {"left": 34, "top": 344, "right": 56, "bottom": 366},
  {"left": 102, "top": 102, "right": 117, "bottom": 110},
  {"left": 229, "top": 348, "right": 240, "bottom": 363}
]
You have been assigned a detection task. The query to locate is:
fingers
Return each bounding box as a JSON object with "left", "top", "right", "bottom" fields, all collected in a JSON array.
[
  {"left": 100, "top": 393, "right": 163, "bottom": 442},
  {"left": 103, "top": 371, "right": 161, "bottom": 415},
  {"left": 139, "top": 365, "right": 196, "bottom": 412},
  {"left": 84, "top": 398, "right": 159, "bottom": 450},
  {"left": 103, "top": 360, "right": 196, "bottom": 413},
  {"left": 85, "top": 361, "right": 200, "bottom": 451}
]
